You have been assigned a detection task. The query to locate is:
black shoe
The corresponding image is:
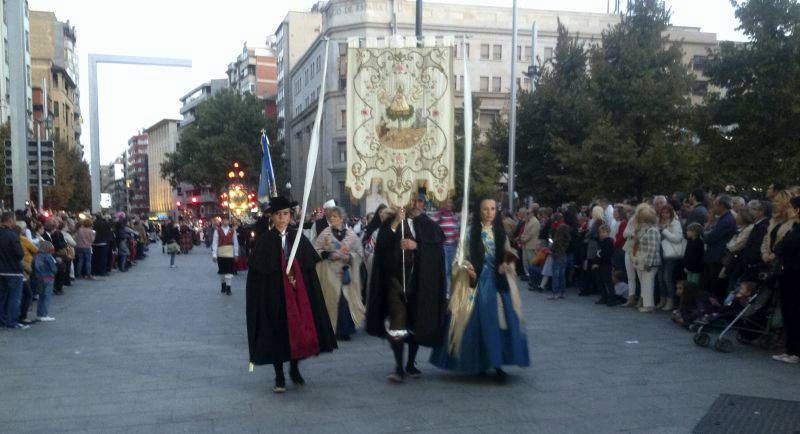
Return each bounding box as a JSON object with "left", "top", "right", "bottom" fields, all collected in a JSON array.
[
  {"left": 336, "top": 334, "right": 351, "bottom": 341},
  {"left": 225, "top": 285, "right": 232, "bottom": 295},
  {"left": 387, "top": 367, "right": 405, "bottom": 383},
  {"left": 405, "top": 365, "right": 421, "bottom": 378},
  {"left": 595, "top": 297, "right": 608, "bottom": 305},
  {"left": 221, "top": 282, "right": 226, "bottom": 293},
  {"left": 494, "top": 368, "right": 508, "bottom": 384},
  {"left": 289, "top": 369, "right": 305, "bottom": 386}
]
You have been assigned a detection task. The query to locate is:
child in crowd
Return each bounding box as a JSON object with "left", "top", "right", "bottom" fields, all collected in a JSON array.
[
  {"left": 34, "top": 241, "right": 58, "bottom": 322},
  {"left": 593, "top": 224, "right": 618, "bottom": 305},
  {"left": 683, "top": 223, "right": 705, "bottom": 285},
  {"left": 613, "top": 270, "right": 629, "bottom": 302},
  {"left": 548, "top": 223, "right": 571, "bottom": 300},
  {"left": 672, "top": 280, "right": 718, "bottom": 327}
]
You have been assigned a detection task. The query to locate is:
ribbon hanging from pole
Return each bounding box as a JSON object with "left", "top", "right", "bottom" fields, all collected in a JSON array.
[
  {"left": 286, "top": 38, "right": 330, "bottom": 275},
  {"left": 455, "top": 39, "right": 473, "bottom": 267},
  {"left": 257, "top": 130, "right": 278, "bottom": 203}
]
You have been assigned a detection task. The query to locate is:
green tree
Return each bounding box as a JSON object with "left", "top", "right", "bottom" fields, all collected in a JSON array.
[
  {"left": 44, "top": 139, "right": 91, "bottom": 211},
  {"left": 161, "top": 90, "right": 281, "bottom": 192},
  {"left": 453, "top": 97, "right": 500, "bottom": 206},
  {"left": 551, "top": 0, "right": 697, "bottom": 200},
  {"left": 704, "top": 0, "right": 800, "bottom": 187}
]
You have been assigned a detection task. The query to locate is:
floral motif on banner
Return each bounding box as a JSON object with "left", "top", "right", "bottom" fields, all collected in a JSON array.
[{"left": 346, "top": 41, "right": 455, "bottom": 206}]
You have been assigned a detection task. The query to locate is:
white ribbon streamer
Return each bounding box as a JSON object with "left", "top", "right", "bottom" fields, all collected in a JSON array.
[
  {"left": 287, "top": 38, "right": 330, "bottom": 275},
  {"left": 455, "top": 39, "right": 473, "bottom": 267}
]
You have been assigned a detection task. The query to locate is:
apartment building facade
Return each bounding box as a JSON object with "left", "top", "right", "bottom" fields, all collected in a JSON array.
[
  {"left": 145, "top": 119, "right": 178, "bottom": 216},
  {"left": 126, "top": 133, "right": 149, "bottom": 216}
]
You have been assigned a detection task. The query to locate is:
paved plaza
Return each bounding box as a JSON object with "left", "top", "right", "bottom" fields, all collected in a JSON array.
[{"left": 1, "top": 245, "right": 799, "bottom": 433}]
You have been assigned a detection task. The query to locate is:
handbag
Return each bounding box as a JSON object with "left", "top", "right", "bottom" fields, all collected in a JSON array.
[{"left": 166, "top": 242, "right": 180, "bottom": 254}]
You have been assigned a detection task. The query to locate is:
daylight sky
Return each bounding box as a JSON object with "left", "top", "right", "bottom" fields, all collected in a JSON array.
[{"left": 28, "top": 0, "right": 745, "bottom": 165}]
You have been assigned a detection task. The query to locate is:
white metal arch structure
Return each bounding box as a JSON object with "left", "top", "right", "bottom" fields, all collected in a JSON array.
[{"left": 88, "top": 54, "right": 192, "bottom": 213}]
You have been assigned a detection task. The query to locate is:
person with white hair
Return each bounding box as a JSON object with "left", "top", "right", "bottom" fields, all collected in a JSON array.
[{"left": 311, "top": 199, "right": 337, "bottom": 241}]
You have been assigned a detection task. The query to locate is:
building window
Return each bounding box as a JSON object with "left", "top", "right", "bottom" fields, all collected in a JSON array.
[
  {"left": 480, "top": 44, "right": 490, "bottom": 60},
  {"left": 455, "top": 75, "right": 464, "bottom": 92},
  {"left": 479, "top": 76, "right": 489, "bottom": 92},
  {"left": 340, "top": 109, "right": 346, "bottom": 129},
  {"left": 544, "top": 47, "right": 554, "bottom": 61},
  {"left": 493, "top": 44, "right": 502, "bottom": 61},
  {"left": 457, "top": 43, "right": 470, "bottom": 59},
  {"left": 524, "top": 45, "right": 532, "bottom": 61},
  {"left": 492, "top": 77, "right": 501, "bottom": 92},
  {"left": 516, "top": 45, "right": 522, "bottom": 61},
  {"left": 692, "top": 55, "right": 707, "bottom": 72},
  {"left": 692, "top": 80, "right": 709, "bottom": 97},
  {"left": 53, "top": 102, "right": 59, "bottom": 117},
  {"left": 337, "top": 141, "right": 346, "bottom": 163},
  {"left": 248, "top": 64, "right": 256, "bottom": 75}
]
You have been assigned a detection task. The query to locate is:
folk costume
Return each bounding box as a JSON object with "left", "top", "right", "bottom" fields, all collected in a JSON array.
[
  {"left": 212, "top": 222, "right": 239, "bottom": 295},
  {"left": 314, "top": 225, "right": 366, "bottom": 340},
  {"left": 430, "top": 218, "right": 530, "bottom": 381},
  {"left": 246, "top": 197, "right": 336, "bottom": 393},
  {"left": 366, "top": 211, "right": 447, "bottom": 382}
]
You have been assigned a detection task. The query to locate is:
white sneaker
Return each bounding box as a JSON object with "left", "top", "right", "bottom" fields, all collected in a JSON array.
[
  {"left": 772, "top": 353, "right": 789, "bottom": 362},
  {"left": 37, "top": 316, "right": 55, "bottom": 322},
  {"left": 783, "top": 355, "right": 800, "bottom": 364}
]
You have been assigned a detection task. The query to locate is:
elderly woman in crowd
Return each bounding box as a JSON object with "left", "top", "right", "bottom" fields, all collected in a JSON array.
[
  {"left": 314, "top": 207, "right": 366, "bottom": 341},
  {"left": 630, "top": 204, "right": 662, "bottom": 313}
]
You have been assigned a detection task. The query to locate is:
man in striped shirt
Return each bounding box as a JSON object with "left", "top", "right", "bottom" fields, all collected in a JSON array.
[{"left": 432, "top": 199, "right": 460, "bottom": 295}]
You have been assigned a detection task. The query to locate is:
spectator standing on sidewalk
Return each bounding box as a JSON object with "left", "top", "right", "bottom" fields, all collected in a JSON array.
[
  {"left": 0, "top": 211, "right": 28, "bottom": 330},
  {"left": 432, "top": 198, "right": 460, "bottom": 293},
  {"left": 34, "top": 241, "right": 57, "bottom": 322},
  {"left": 75, "top": 219, "right": 96, "bottom": 279}
]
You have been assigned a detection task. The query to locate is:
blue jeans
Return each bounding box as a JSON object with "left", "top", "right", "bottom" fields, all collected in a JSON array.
[
  {"left": 551, "top": 256, "right": 567, "bottom": 295},
  {"left": 0, "top": 275, "right": 24, "bottom": 328},
  {"left": 75, "top": 247, "right": 92, "bottom": 277},
  {"left": 37, "top": 280, "right": 54, "bottom": 317},
  {"left": 658, "top": 258, "right": 679, "bottom": 301},
  {"left": 169, "top": 252, "right": 176, "bottom": 267},
  {"left": 443, "top": 244, "right": 457, "bottom": 296},
  {"left": 119, "top": 253, "right": 129, "bottom": 272}
]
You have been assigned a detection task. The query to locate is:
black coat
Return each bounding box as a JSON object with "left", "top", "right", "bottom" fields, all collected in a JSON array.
[
  {"left": 246, "top": 228, "right": 336, "bottom": 365},
  {"left": 366, "top": 214, "right": 446, "bottom": 347}
]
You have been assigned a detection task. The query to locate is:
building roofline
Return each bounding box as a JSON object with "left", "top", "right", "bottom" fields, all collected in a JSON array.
[{"left": 145, "top": 118, "right": 181, "bottom": 133}]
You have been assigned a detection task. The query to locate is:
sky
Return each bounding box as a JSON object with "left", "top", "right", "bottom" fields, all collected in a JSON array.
[{"left": 29, "top": 0, "right": 746, "bottom": 166}]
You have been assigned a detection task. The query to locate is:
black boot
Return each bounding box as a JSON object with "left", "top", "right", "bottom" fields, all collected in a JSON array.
[
  {"left": 494, "top": 368, "right": 508, "bottom": 384},
  {"left": 289, "top": 360, "right": 305, "bottom": 386},
  {"left": 405, "top": 342, "right": 421, "bottom": 378},
  {"left": 273, "top": 363, "right": 286, "bottom": 393},
  {"left": 388, "top": 340, "right": 405, "bottom": 383},
  {"left": 226, "top": 284, "right": 232, "bottom": 295}
]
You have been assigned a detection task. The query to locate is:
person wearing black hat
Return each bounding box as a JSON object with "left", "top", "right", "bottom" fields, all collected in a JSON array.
[{"left": 246, "top": 196, "right": 337, "bottom": 393}]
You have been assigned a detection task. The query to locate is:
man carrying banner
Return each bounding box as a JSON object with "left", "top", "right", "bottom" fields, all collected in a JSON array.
[{"left": 366, "top": 201, "right": 447, "bottom": 383}]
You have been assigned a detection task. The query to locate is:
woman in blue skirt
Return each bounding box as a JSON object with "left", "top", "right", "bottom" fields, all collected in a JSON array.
[{"left": 430, "top": 197, "right": 530, "bottom": 383}]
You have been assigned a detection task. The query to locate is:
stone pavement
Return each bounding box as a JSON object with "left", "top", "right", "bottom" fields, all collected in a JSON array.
[{"left": 1, "top": 245, "right": 799, "bottom": 433}]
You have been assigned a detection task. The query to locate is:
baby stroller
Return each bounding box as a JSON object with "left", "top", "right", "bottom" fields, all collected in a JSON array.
[{"left": 692, "top": 285, "right": 780, "bottom": 353}]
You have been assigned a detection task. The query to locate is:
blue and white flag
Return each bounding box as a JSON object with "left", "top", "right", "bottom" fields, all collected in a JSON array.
[{"left": 258, "top": 130, "right": 277, "bottom": 203}]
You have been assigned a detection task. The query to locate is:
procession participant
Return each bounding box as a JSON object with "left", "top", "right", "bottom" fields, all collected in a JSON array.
[
  {"left": 314, "top": 207, "right": 366, "bottom": 341},
  {"left": 212, "top": 215, "right": 239, "bottom": 295},
  {"left": 366, "top": 201, "right": 447, "bottom": 383},
  {"left": 246, "top": 196, "right": 336, "bottom": 393},
  {"left": 430, "top": 197, "right": 530, "bottom": 383},
  {"left": 311, "top": 200, "right": 337, "bottom": 241}
]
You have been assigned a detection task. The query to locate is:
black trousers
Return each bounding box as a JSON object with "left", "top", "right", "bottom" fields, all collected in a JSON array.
[
  {"left": 55, "top": 259, "right": 71, "bottom": 291},
  {"left": 595, "top": 264, "right": 615, "bottom": 299},
  {"left": 18, "top": 279, "right": 32, "bottom": 321},
  {"left": 92, "top": 244, "right": 109, "bottom": 276},
  {"left": 702, "top": 262, "right": 725, "bottom": 300},
  {"left": 780, "top": 275, "right": 800, "bottom": 356}
]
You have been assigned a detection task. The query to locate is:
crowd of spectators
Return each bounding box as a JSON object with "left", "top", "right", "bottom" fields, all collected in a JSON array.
[
  {"left": 0, "top": 205, "right": 157, "bottom": 330},
  {"left": 506, "top": 184, "right": 800, "bottom": 364}
]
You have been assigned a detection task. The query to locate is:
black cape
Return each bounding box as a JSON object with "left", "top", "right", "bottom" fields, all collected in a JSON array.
[
  {"left": 366, "top": 213, "right": 447, "bottom": 347},
  {"left": 246, "top": 228, "right": 337, "bottom": 365}
]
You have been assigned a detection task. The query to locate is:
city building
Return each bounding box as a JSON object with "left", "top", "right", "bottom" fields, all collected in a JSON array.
[
  {"left": 226, "top": 41, "right": 278, "bottom": 99},
  {"left": 145, "top": 119, "right": 179, "bottom": 217},
  {"left": 29, "top": 10, "right": 80, "bottom": 152},
  {"left": 282, "top": 0, "right": 719, "bottom": 213},
  {"left": 274, "top": 9, "right": 323, "bottom": 144},
  {"left": 178, "top": 79, "right": 228, "bottom": 129},
  {"left": 0, "top": 0, "right": 33, "bottom": 130},
  {"left": 126, "top": 132, "right": 149, "bottom": 216},
  {"left": 106, "top": 154, "right": 126, "bottom": 212}
]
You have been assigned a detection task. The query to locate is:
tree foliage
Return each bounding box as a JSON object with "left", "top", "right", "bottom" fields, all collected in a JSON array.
[
  {"left": 44, "top": 140, "right": 91, "bottom": 211},
  {"left": 704, "top": 0, "right": 800, "bottom": 187},
  {"left": 161, "top": 90, "right": 282, "bottom": 193},
  {"left": 453, "top": 97, "right": 500, "bottom": 206}
]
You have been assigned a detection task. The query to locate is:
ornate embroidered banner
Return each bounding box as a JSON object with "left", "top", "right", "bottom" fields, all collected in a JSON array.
[{"left": 346, "top": 36, "right": 455, "bottom": 206}]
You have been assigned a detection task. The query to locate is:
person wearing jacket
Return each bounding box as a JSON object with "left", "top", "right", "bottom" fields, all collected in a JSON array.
[
  {"left": 761, "top": 191, "right": 796, "bottom": 276},
  {"left": 703, "top": 195, "right": 737, "bottom": 299},
  {"left": 658, "top": 206, "right": 685, "bottom": 312},
  {"left": 622, "top": 205, "right": 643, "bottom": 307},
  {"left": 738, "top": 200, "right": 770, "bottom": 282},
  {"left": 16, "top": 226, "right": 38, "bottom": 325},
  {"left": 0, "top": 211, "right": 27, "bottom": 330},
  {"left": 518, "top": 209, "right": 540, "bottom": 281},
  {"left": 771, "top": 195, "right": 800, "bottom": 364},
  {"left": 34, "top": 241, "right": 58, "bottom": 321},
  {"left": 633, "top": 205, "right": 662, "bottom": 313},
  {"left": 92, "top": 215, "right": 113, "bottom": 276}
]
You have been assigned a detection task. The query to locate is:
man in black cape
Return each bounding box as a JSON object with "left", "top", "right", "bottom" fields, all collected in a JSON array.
[
  {"left": 246, "top": 196, "right": 337, "bottom": 393},
  {"left": 366, "top": 201, "right": 447, "bottom": 382}
]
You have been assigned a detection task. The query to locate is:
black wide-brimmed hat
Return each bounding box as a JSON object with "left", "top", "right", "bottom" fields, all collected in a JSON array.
[{"left": 264, "top": 196, "right": 299, "bottom": 214}]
